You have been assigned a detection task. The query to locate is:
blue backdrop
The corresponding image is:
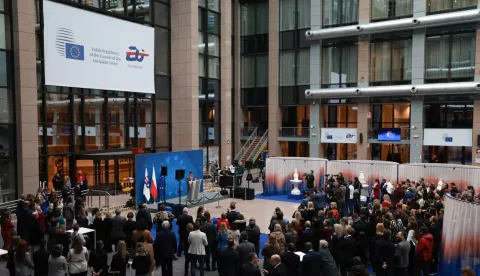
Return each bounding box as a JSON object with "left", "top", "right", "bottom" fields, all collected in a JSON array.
[{"left": 135, "top": 150, "right": 203, "bottom": 205}]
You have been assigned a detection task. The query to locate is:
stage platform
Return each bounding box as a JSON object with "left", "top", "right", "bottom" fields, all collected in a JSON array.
[{"left": 146, "top": 190, "right": 226, "bottom": 211}]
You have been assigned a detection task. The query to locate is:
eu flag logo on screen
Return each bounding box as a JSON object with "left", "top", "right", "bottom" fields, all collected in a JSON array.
[{"left": 65, "top": 43, "right": 84, "bottom": 61}]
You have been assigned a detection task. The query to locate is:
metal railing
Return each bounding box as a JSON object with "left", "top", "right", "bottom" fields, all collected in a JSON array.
[
  {"left": 246, "top": 129, "right": 268, "bottom": 162},
  {"left": 235, "top": 127, "right": 258, "bottom": 161},
  {"left": 0, "top": 199, "right": 20, "bottom": 213},
  {"left": 278, "top": 127, "right": 310, "bottom": 138},
  {"left": 86, "top": 189, "right": 111, "bottom": 209}
]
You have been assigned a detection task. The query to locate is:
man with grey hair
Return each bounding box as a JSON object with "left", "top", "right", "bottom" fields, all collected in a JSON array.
[
  {"left": 263, "top": 254, "right": 287, "bottom": 276},
  {"left": 154, "top": 219, "right": 177, "bottom": 276},
  {"left": 176, "top": 206, "right": 193, "bottom": 257},
  {"left": 111, "top": 208, "right": 126, "bottom": 251},
  {"left": 317, "top": 240, "right": 339, "bottom": 276}
]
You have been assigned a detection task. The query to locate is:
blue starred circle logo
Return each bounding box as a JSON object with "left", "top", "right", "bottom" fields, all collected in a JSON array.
[{"left": 70, "top": 45, "right": 81, "bottom": 59}]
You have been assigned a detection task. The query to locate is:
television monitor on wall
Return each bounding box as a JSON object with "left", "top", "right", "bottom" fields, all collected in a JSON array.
[{"left": 377, "top": 128, "right": 401, "bottom": 141}]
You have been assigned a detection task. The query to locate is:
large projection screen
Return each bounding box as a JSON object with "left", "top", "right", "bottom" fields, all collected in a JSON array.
[{"left": 43, "top": 0, "right": 155, "bottom": 94}]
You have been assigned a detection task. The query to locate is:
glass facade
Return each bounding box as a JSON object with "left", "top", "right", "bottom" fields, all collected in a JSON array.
[
  {"left": 322, "top": 39, "right": 358, "bottom": 88},
  {"left": 371, "top": 0, "right": 413, "bottom": 21},
  {"left": 427, "top": 0, "right": 477, "bottom": 14},
  {"left": 36, "top": 0, "right": 171, "bottom": 187},
  {"left": 199, "top": 0, "right": 221, "bottom": 168},
  {"left": 370, "top": 35, "right": 412, "bottom": 86},
  {"left": 425, "top": 25, "right": 476, "bottom": 83},
  {"left": 241, "top": 1, "right": 268, "bottom": 107},
  {"left": 279, "top": 0, "right": 310, "bottom": 106},
  {"left": 0, "top": 0, "right": 14, "bottom": 201},
  {"left": 322, "top": 0, "right": 358, "bottom": 27}
]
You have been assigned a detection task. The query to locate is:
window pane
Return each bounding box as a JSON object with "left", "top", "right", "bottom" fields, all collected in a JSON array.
[
  {"left": 208, "top": 57, "right": 220, "bottom": 79},
  {"left": 241, "top": 56, "right": 255, "bottom": 88},
  {"left": 450, "top": 33, "right": 475, "bottom": 79},
  {"left": 452, "top": 0, "right": 476, "bottom": 10},
  {"left": 108, "top": 124, "right": 125, "bottom": 149},
  {"left": 0, "top": 51, "right": 9, "bottom": 87},
  {"left": 280, "top": 52, "right": 295, "bottom": 86},
  {"left": 392, "top": 39, "right": 412, "bottom": 81},
  {"left": 155, "top": 28, "right": 170, "bottom": 76},
  {"left": 154, "top": 1, "right": 169, "bottom": 27},
  {"left": 156, "top": 124, "right": 170, "bottom": 147},
  {"left": 322, "top": 45, "right": 358, "bottom": 86},
  {"left": 425, "top": 35, "right": 450, "bottom": 80},
  {"left": 199, "top": 54, "right": 206, "bottom": 77},
  {"left": 198, "top": 31, "right": 205, "bottom": 54},
  {"left": 208, "top": 0, "right": 219, "bottom": 12},
  {"left": 46, "top": 124, "right": 71, "bottom": 153},
  {"left": 395, "top": 0, "right": 413, "bottom": 17},
  {"left": 370, "top": 41, "right": 392, "bottom": 82},
  {"left": 199, "top": 0, "right": 206, "bottom": 7},
  {"left": 256, "top": 55, "right": 268, "bottom": 87},
  {"left": 256, "top": 2, "right": 269, "bottom": 34},
  {"left": 46, "top": 94, "right": 70, "bottom": 124},
  {"left": 342, "top": 0, "right": 358, "bottom": 24},
  {"left": 296, "top": 50, "right": 310, "bottom": 85},
  {"left": 207, "top": 79, "right": 220, "bottom": 101},
  {"left": 428, "top": 0, "right": 476, "bottom": 12},
  {"left": 372, "top": 0, "right": 412, "bottom": 21},
  {"left": 298, "top": 0, "right": 311, "bottom": 29},
  {"left": 0, "top": 14, "right": 10, "bottom": 50},
  {"left": 0, "top": 88, "right": 11, "bottom": 123},
  {"left": 155, "top": 75, "right": 170, "bottom": 99},
  {"left": 341, "top": 45, "right": 358, "bottom": 84},
  {"left": 322, "top": 47, "right": 340, "bottom": 85},
  {"left": 241, "top": 4, "right": 255, "bottom": 36},
  {"left": 207, "top": 12, "right": 219, "bottom": 34},
  {"left": 323, "top": 0, "right": 339, "bottom": 26},
  {"left": 280, "top": 0, "right": 296, "bottom": 31},
  {"left": 0, "top": 124, "right": 16, "bottom": 201},
  {"left": 136, "top": 99, "right": 153, "bottom": 123},
  {"left": 208, "top": 35, "right": 219, "bottom": 57}
]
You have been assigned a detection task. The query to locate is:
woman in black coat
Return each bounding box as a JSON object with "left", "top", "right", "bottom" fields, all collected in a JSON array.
[
  {"left": 55, "top": 225, "right": 70, "bottom": 257},
  {"left": 103, "top": 212, "right": 113, "bottom": 252},
  {"left": 88, "top": 241, "right": 109, "bottom": 276}
]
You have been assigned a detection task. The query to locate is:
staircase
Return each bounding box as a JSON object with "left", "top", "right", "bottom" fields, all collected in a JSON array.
[{"left": 241, "top": 137, "right": 261, "bottom": 164}]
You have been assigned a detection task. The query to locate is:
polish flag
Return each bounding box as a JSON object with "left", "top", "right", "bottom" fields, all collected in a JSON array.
[{"left": 151, "top": 165, "right": 158, "bottom": 200}]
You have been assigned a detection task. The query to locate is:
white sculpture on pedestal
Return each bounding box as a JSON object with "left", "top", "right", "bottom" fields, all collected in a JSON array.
[
  {"left": 290, "top": 168, "right": 302, "bottom": 195},
  {"left": 358, "top": 171, "right": 366, "bottom": 185}
]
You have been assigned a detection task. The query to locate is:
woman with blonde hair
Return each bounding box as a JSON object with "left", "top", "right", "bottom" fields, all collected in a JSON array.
[
  {"left": 110, "top": 240, "right": 128, "bottom": 276},
  {"left": 132, "top": 243, "right": 151, "bottom": 276},
  {"left": 306, "top": 202, "right": 316, "bottom": 222},
  {"left": 66, "top": 236, "right": 88, "bottom": 276},
  {"left": 55, "top": 224, "right": 70, "bottom": 257},
  {"left": 270, "top": 224, "right": 286, "bottom": 249},
  {"left": 330, "top": 202, "right": 339, "bottom": 221},
  {"left": 216, "top": 222, "right": 230, "bottom": 252},
  {"left": 261, "top": 234, "right": 282, "bottom": 271},
  {"left": 382, "top": 194, "right": 392, "bottom": 208}
]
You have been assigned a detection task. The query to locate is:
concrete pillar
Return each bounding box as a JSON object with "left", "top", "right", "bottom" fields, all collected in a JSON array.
[
  {"left": 268, "top": 0, "right": 281, "bottom": 156},
  {"left": 357, "top": 40, "right": 370, "bottom": 88},
  {"left": 357, "top": 102, "right": 370, "bottom": 160},
  {"left": 410, "top": 97, "right": 424, "bottom": 163},
  {"left": 13, "top": 0, "right": 39, "bottom": 195},
  {"left": 472, "top": 99, "right": 480, "bottom": 166},
  {"left": 358, "top": 0, "right": 370, "bottom": 24},
  {"left": 413, "top": 0, "right": 427, "bottom": 17},
  {"left": 171, "top": 0, "right": 199, "bottom": 151},
  {"left": 220, "top": 0, "right": 232, "bottom": 166},
  {"left": 412, "top": 29, "right": 425, "bottom": 85},
  {"left": 309, "top": 0, "right": 324, "bottom": 158}
]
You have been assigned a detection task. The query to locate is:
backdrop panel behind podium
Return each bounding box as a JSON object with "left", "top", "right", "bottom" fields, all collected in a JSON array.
[{"left": 135, "top": 150, "right": 203, "bottom": 205}]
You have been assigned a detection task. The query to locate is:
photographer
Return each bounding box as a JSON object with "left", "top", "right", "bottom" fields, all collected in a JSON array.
[{"left": 304, "top": 170, "right": 315, "bottom": 191}]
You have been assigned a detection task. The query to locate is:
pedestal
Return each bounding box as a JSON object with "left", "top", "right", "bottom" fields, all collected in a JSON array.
[{"left": 290, "top": 180, "right": 303, "bottom": 195}]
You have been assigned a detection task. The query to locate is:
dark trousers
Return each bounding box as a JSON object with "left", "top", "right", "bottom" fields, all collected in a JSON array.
[
  {"left": 70, "top": 272, "right": 88, "bottom": 276},
  {"left": 111, "top": 237, "right": 124, "bottom": 252},
  {"left": 340, "top": 262, "right": 351, "bottom": 276},
  {"left": 160, "top": 257, "right": 173, "bottom": 276},
  {"left": 205, "top": 245, "right": 217, "bottom": 269},
  {"left": 190, "top": 254, "right": 205, "bottom": 276},
  {"left": 178, "top": 235, "right": 187, "bottom": 256},
  {"left": 394, "top": 267, "right": 406, "bottom": 276},
  {"left": 417, "top": 259, "right": 431, "bottom": 276}
]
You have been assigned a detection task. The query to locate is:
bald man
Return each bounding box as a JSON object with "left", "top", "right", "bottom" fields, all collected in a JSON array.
[{"left": 262, "top": 254, "right": 288, "bottom": 276}]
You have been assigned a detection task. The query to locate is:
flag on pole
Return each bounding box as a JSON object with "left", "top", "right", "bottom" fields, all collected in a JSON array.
[
  {"left": 143, "top": 167, "right": 151, "bottom": 201},
  {"left": 158, "top": 174, "right": 165, "bottom": 200},
  {"left": 151, "top": 165, "right": 158, "bottom": 200}
]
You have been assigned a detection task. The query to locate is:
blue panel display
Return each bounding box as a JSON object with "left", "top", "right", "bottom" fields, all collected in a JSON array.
[
  {"left": 377, "top": 128, "right": 401, "bottom": 141},
  {"left": 135, "top": 150, "right": 203, "bottom": 205},
  {"left": 445, "top": 137, "right": 453, "bottom": 142}
]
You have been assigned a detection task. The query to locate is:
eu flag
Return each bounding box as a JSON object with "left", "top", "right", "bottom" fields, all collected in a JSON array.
[{"left": 65, "top": 43, "right": 84, "bottom": 61}]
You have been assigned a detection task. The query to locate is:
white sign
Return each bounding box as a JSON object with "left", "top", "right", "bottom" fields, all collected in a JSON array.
[
  {"left": 320, "top": 128, "right": 358, "bottom": 144},
  {"left": 43, "top": 0, "right": 154, "bottom": 94},
  {"left": 423, "top": 128, "right": 472, "bottom": 147},
  {"left": 208, "top": 127, "right": 215, "bottom": 140}
]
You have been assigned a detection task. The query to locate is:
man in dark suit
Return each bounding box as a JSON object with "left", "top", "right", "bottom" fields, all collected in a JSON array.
[
  {"left": 32, "top": 238, "right": 49, "bottom": 276},
  {"left": 237, "top": 231, "right": 256, "bottom": 266},
  {"left": 299, "top": 221, "right": 314, "bottom": 252},
  {"left": 305, "top": 170, "right": 315, "bottom": 190},
  {"left": 227, "top": 202, "right": 240, "bottom": 225},
  {"left": 218, "top": 239, "right": 240, "bottom": 276},
  {"left": 176, "top": 207, "right": 194, "bottom": 257},
  {"left": 339, "top": 228, "right": 358, "bottom": 276},
  {"left": 280, "top": 243, "right": 300, "bottom": 276},
  {"left": 301, "top": 242, "right": 322, "bottom": 276},
  {"left": 241, "top": 252, "right": 262, "bottom": 276},
  {"left": 263, "top": 254, "right": 288, "bottom": 276},
  {"left": 153, "top": 221, "right": 177, "bottom": 276},
  {"left": 136, "top": 203, "right": 153, "bottom": 230},
  {"left": 201, "top": 211, "right": 217, "bottom": 271}
]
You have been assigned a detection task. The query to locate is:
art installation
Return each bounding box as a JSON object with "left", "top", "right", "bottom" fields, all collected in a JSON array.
[{"left": 290, "top": 168, "right": 302, "bottom": 195}]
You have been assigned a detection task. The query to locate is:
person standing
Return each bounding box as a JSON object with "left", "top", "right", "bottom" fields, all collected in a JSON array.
[
  {"left": 279, "top": 243, "right": 300, "bottom": 276},
  {"left": 373, "top": 229, "right": 396, "bottom": 276},
  {"left": 33, "top": 238, "right": 49, "bottom": 276},
  {"left": 48, "top": 245, "right": 68, "bottom": 276},
  {"left": 66, "top": 237, "right": 89, "bottom": 276},
  {"left": 237, "top": 231, "right": 256, "bottom": 266},
  {"left": 154, "top": 221, "right": 177, "bottom": 276},
  {"left": 305, "top": 170, "right": 315, "bottom": 191},
  {"left": 200, "top": 211, "right": 217, "bottom": 271},
  {"left": 132, "top": 243, "right": 152, "bottom": 276},
  {"left": 241, "top": 252, "right": 262, "bottom": 276},
  {"left": 1, "top": 211, "right": 14, "bottom": 252},
  {"left": 177, "top": 207, "right": 194, "bottom": 257},
  {"left": 188, "top": 222, "right": 208, "bottom": 276},
  {"left": 301, "top": 242, "right": 322, "bottom": 276},
  {"left": 63, "top": 197, "right": 75, "bottom": 231},
  {"left": 111, "top": 209, "right": 126, "bottom": 252},
  {"left": 416, "top": 226, "right": 434, "bottom": 276},
  {"left": 88, "top": 241, "right": 108, "bottom": 276},
  {"left": 218, "top": 239, "right": 240, "bottom": 276},
  {"left": 263, "top": 254, "right": 288, "bottom": 276},
  {"left": 136, "top": 204, "right": 153, "bottom": 231},
  {"left": 394, "top": 231, "right": 410, "bottom": 276},
  {"left": 123, "top": 212, "right": 137, "bottom": 250}
]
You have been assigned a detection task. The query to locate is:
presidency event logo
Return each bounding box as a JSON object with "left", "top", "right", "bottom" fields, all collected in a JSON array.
[
  {"left": 55, "top": 28, "right": 84, "bottom": 61},
  {"left": 126, "top": 46, "right": 149, "bottom": 62}
]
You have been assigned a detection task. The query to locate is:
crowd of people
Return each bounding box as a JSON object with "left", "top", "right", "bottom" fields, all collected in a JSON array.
[{"left": 0, "top": 174, "right": 479, "bottom": 276}]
